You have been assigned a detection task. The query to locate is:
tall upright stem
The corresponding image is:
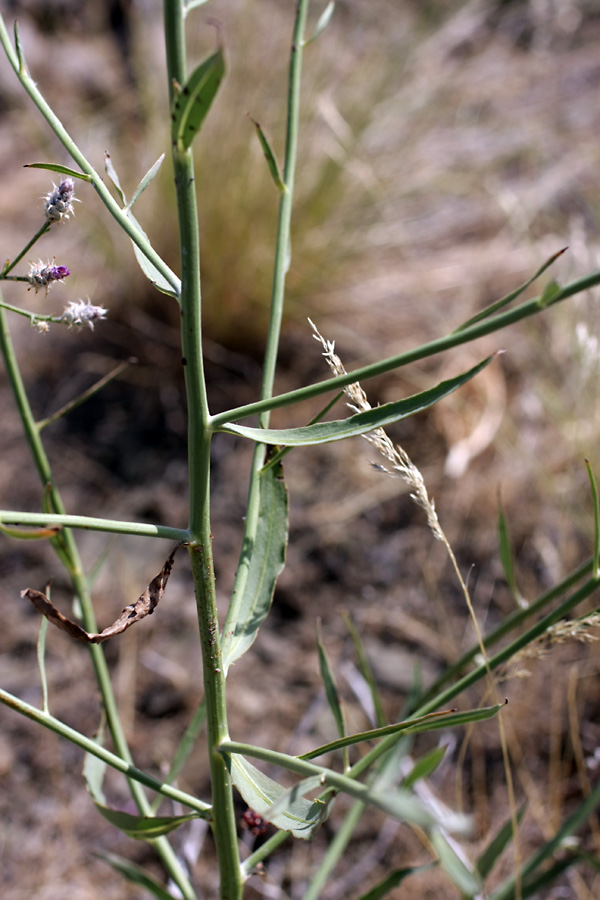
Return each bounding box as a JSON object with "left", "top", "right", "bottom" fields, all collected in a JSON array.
[
  {"left": 164, "top": 4, "right": 242, "bottom": 898},
  {"left": 0, "top": 298, "right": 196, "bottom": 899}
]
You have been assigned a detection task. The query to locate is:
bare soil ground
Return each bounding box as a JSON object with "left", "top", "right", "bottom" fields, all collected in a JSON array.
[{"left": 0, "top": 1, "right": 599, "bottom": 898}]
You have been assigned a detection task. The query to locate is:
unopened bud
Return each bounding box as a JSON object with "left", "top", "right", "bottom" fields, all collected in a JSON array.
[{"left": 44, "top": 178, "right": 77, "bottom": 223}]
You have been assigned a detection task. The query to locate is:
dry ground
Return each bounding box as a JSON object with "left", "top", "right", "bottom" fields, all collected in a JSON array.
[{"left": 0, "top": 1, "right": 599, "bottom": 898}]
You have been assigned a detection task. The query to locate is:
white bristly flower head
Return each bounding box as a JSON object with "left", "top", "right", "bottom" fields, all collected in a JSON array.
[
  {"left": 28, "top": 260, "right": 70, "bottom": 294},
  {"left": 60, "top": 300, "right": 107, "bottom": 330},
  {"left": 44, "top": 178, "right": 77, "bottom": 223}
]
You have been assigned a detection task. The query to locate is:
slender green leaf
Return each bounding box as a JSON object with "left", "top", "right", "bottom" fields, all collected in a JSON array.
[
  {"left": 316, "top": 621, "right": 345, "bottom": 737},
  {"left": 150, "top": 699, "right": 207, "bottom": 813},
  {"left": 230, "top": 755, "right": 330, "bottom": 839},
  {"left": 104, "top": 151, "right": 126, "bottom": 205},
  {"left": 171, "top": 48, "right": 225, "bottom": 152},
  {"left": 431, "top": 829, "right": 482, "bottom": 895},
  {"left": 83, "top": 727, "right": 107, "bottom": 806},
  {"left": 356, "top": 864, "right": 432, "bottom": 900},
  {"left": 37, "top": 614, "right": 49, "bottom": 714},
  {"left": 97, "top": 853, "right": 178, "bottom": 900},
  {"left": 342, "top": 610, "right": 387, "bottom": 727},
  {"left": 248, "top": 115, "right": 286, "bottom": 192},
  {"left": 85, "top": 733, "right": 207, "bottom": 838},
  {"left": 23, "top": 163, "right": 92, "bottom": 181},
  {"left": 476, "top": 804, "right": 526, "bottom": 880},
  {"left": 497, "top": 499, "right": 526, "bottom": 608},
  {"left": 403, "top": 746, "right": 447, "bottom": 789},
  {"left": 223, "top": 740, "right": 470, "bottom": 833},
  {"left": 453, "top": 248, "right": 567, "bottom": 332},
  {"left": 537, "top": 278, "right": 562, "bottom": 309},
  {"left": 0, "top": 522, "right": 60, "bottom": 539},
  {"left": 575, "top": 847, "right": 600, "bottom": 874},
  {"left": 126, "top": 210, "right": 180, "bottom": 299},
  {"left": 585, "top": 459, "right": 600, "bottom": 578},
  {"left": 519, "top": 856, "right": 577, "bottom": 899},
  {"left": 221, "top": 455, "right": 288, "bottom": 672},
  {"left": 300, "top": 702, "right": 506, "bottom": 761},
  {"left": 94, "top": 805, "right": 202, "bottom": 839},
  {"left": 126, "top": 154, "right": 165, "bottom": 211},
  {"left": 304, "top": 1, "right": 335, "bottom": 46},
  {"left": 218, "top": 356, "right": 495, "bottom": 445}
]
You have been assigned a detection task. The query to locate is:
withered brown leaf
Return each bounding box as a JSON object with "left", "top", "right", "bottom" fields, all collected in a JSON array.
[{"left": 21, "top": 544, "right": 181, "bottom": 643}]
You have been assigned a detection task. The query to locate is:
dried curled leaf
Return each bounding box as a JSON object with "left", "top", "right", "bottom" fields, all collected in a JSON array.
[{"left": 21, "top": 545, "right": 181, "bottom": 643}]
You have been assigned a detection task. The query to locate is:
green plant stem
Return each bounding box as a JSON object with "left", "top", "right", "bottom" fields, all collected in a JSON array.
[
  {"left": 2, "top": 221, "right": 51, "bottom": 274},
  {"left": 0, "top": 301, "right": 196, "bottom": 900},
  {"left": 0, "top": 686, "right": 210, "bottom": 814},
  {"left": 0, "top": 509, "right": 188, "bottom": 540},
  {"left": 0, "top": 15, "right": 180, "bottom": 299},
  {"left": 490, "top": 776, "right": 600, "bottom": 900},
  {"left": 222, "top": 0, "right": 310, "bottom": 679},
  {"left": 413, "top": 556, "right": 593, "bottom": 712},
  {"left": 210, "top": 267, "right": 600, "bottom": 428},
  {"left": 164, "top": 3, "right": 241, "bottom": 897},
  {"left": 0, "top": 299, "right": 53, "bottom": 323}
]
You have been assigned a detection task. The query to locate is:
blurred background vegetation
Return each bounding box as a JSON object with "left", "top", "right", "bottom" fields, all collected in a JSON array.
[{"left": 0, "top": 1, "right": 599, "bottom": 897}]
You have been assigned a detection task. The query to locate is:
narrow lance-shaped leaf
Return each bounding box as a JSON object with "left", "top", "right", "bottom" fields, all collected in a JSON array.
[
  {"left": 0, "top": 522, "right": 61, "bottom": 539},
  {"left": 248, "top": 114, "right": 286, "bottom": 192},
  {"left": 21, "top": 545, "right": 181, "bottom": 643},
  {"left": 171, "top": 47, "right": 225, "bottom": 152},
  {"left": 476, "top": 803, "right": 527, "bottom": 880},
  {"left": 97, "top": 853, "right": 179, "bottom": 900},
  {"left": 431, "top": 829, "right": 482, "bottom": 895},
  {"left": 84, "top": 740, "right": 207, "bottom": 839},
  {"left": 126, "top": 210, "right": 181, "bottom": 300},
  {"left": 402, "top": 745, "right": 447, "bottom": 789},
  {"left": 24, "top": 163, "right": 92, "bottom": 182},
  {"left": 343, "top": 610, "right": 387, "bottom": 727},
  {"left": 230, "top": 755, "right": 330, "bottom": 840},
  {"left": 316, "top": 619, "right": 347, "bottom": 768},
  {"left": 218, "top": 356, "right": 496, "bottom": 446},
  {"left": 221, "top": 453, "right": 288, "bottom": 672},
  {"left": 104, "top": 151, "right": 126, "bottom": 205},
  {"left": 356, "top": 864, "right": 433, "bottom": 900},
  {"left": 453, "top": 247, "right": 567, "bottom": 333},
  {"left": 304, "top": 1, "right": 335, "bottom": 46},
  {"left": 497, "top": 497, "right": 527, "bottom": 609},
  {"left": 299, "top": 701, "right": 506, "bottom": 761},
  {"left": 126, "top": 153, "right": 166, "bottom": 211},
  {"left": 585, "top": 459, "right": 600, "bottom": 579},
  {"left": 37, "top": 613, "right": 49, "bottom": 714}
]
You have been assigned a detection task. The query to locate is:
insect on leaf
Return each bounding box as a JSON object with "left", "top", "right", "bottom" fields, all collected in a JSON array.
[{"left": 171, "top": 48, "right": 225, "bottom": 152}]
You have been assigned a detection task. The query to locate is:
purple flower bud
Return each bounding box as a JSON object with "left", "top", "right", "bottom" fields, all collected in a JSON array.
[
  {"left": 44, "top": 178, "right": 77, "bottom": 223},
  {"left": 28, "top": 260, "right": 71, "bottom": 294}
]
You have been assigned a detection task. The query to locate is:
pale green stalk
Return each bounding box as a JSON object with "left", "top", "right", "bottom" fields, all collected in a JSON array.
[
  {"left": 0, "top": 16, "right": 180, "bottom": 299},
  {"left": 164, "top": 3, "right": 241, "bottom": 897},
  {"left": 0, "top": 686, "right": 210, "bottom": 814},
  {"left": 2, "top": 222, "right": 50, "bottom": 275},
  {"left": 210, "top": 267, "right": 600, "bottom": 428},
  {"left": 0, "top": 300, "right": 196, "bottom": 900},
  {"left": 0, "top": 508, "right": 188, "bottom": 540},
  {"left": 222, "top": 0, "right": 310, "bottom": 664}
]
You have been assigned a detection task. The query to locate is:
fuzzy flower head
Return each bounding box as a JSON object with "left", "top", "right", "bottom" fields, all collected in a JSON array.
[
  {"left": 28, "top": 260, "right": 70, "bottom": 294},
  {"left": 60, "top": 299, "right": 107, "bottom": 330},
  {"left": 44, "top": 178, "right": 77, "bottom": 223}
]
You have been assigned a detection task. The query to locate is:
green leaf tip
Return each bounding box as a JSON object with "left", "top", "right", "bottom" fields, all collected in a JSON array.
[
  {"left": 24, "top": 163, "right": 92, "bottom": 181},
  {"left": 304, "top": 2, "right": 335, "bottom": 46},
  {"left": 248, "top": 114, "right": 286, "bottom": 192},
  {"left": 171, "top": 47, "right": 225, "bottom": 152},
  {"left": 218, "top": 355, "right": 497, "bottom": 446}
]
